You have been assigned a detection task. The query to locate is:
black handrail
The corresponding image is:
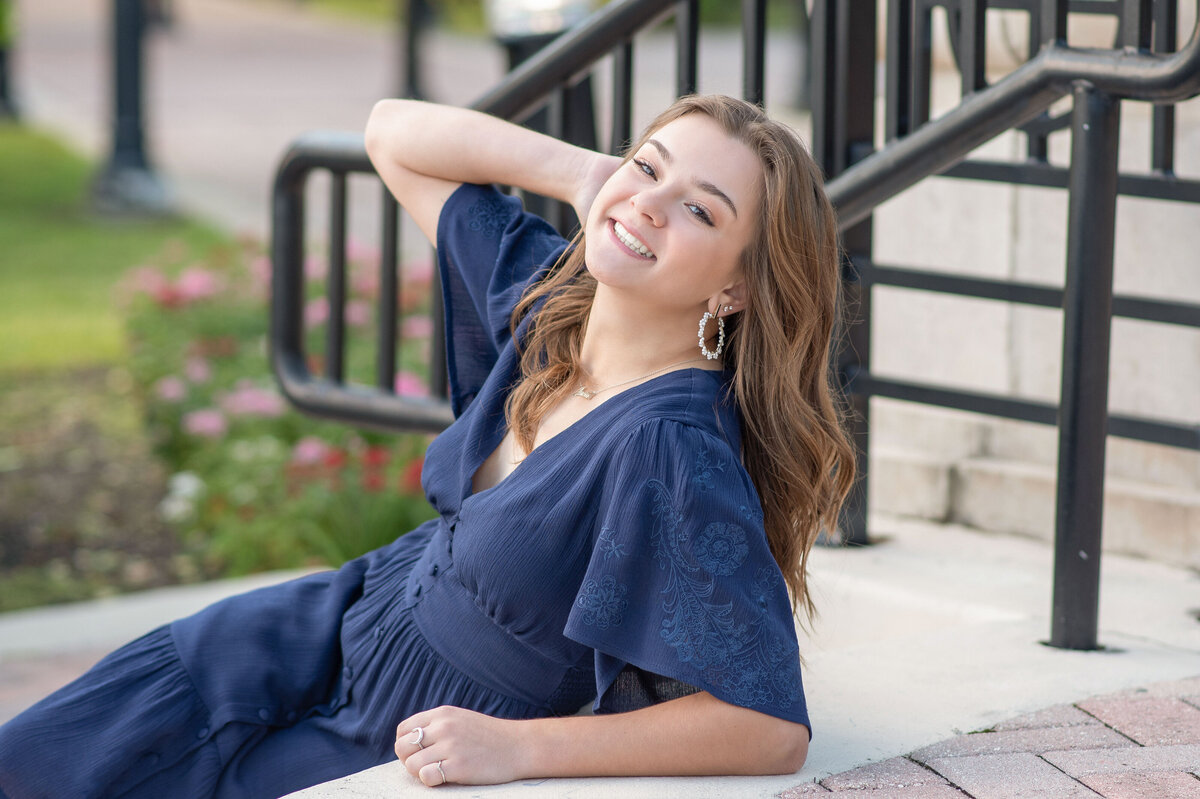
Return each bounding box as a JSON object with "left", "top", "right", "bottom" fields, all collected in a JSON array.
[
  {"left": 471, "top": 0, "right": 675, "bottom": 119},
  {"left": 829, "top": 17, "right": 1200, "bottom": 228},
  {"left": 271, "top": 132, "right": 455, "bottom": 433},
  {"left": 272, "top": 0, "right": 1200, "bottom": 653}
]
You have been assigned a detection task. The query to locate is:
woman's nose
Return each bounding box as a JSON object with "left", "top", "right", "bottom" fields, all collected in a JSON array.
[{"left": 630, "top": 189, "right": 665, "bottom": 227}]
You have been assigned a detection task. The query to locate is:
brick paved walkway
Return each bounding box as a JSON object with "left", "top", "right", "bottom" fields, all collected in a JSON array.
[{"left": 782, "top": 676, "right": 1200, "bottom": 798}]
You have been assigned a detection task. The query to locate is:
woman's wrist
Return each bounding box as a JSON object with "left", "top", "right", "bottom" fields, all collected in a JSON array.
[
  {"left": 570, "top": 151, "right": 623, "bottom": 225},
  {"left": 508, "top": 715, "right": 555, "bottom": 780},
  {"left": 368, "top": 99, "right": 602, "bottom": 204}
]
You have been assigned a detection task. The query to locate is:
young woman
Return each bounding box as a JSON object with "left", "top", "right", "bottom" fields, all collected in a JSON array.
[{"left": 0, "top": 94, "right": 853, "bottom": 797}]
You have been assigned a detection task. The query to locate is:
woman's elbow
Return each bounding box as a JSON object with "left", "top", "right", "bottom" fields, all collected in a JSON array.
[
  {"left": 364, "top": 99, "right": 399, "bottom": 161},
  {"left": 762, "top": 719, "right": 809, "bottom": 775}
]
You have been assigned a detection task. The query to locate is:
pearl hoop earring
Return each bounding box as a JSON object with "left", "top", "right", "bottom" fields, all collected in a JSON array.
[{"left": 698, "top": 311, "right": 725, "bottom": 360}]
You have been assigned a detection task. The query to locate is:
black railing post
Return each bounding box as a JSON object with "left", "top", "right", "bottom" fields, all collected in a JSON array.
[
  {"left": 399, "top": 0, "right": 430, "bottom": 99},
  {"left": 94, "top": 0, "right": 171, "bottom": 214},
  {"left": 489, "top": 4, "right": 596, "bottom": 231},
  {"left": 1049, "top": 84, "right": 1121, "bottom": 651},
  {"left": 814, "top": 0, "right": 876, "bottom": 547},
  {"left": 0, "top": 0, "right": 17, "bottom": 118}
]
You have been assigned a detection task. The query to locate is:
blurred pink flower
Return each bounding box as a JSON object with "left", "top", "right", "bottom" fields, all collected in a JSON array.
[
  {"left": 304, "top": 255, "right": 327, "bottom": 282},
  {"left": 183, "top": 408, "right": 228, "bottom": 439},
  {"left": 402, "top": 257, "right": 434, "bottom": 286},
  {"left": 291, "top": 436, "right": 333, "bottom": 466},
  {"left": 346, "top": 239, "right": 380, "bottom": 267},
  {"left": 346, "top": 299, "right": 371, "bottom": 328},
  {"left": 351, "top": 270, "right": 379, "bottom": 300},
  {"left": 124, "top": 266, "right": 170, "bottom": 297},
  {"left": 394, "top": 371, "right": 430, "bottom": 398},
  {"left": 175, "top": 266, "right": 226, "bottom": 302},
  {"left": 401, "top": 315, "right": 433, "bottom": 339},
  {"left": 305, "top": 296, "right": 329, "bottom": 328},
  {"left": 154, "top": 376, "right": 187, "bottom": 402},
  {"left": 248, "top": 255, "right": 271, "bottom": 294},
  {"left": 184, "top": 356, "right": 212, "bottom": 384},
  {"left": 123, "top": 264, "right": 227, "bottom": 309},
  {"left": 220, "top": 381, "right": 286, "bottom": 418}
]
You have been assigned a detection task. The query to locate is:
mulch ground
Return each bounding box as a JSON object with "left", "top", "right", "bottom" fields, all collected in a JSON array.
[{"left": 0, "top": 367, "right": 208, "bottom": 612}]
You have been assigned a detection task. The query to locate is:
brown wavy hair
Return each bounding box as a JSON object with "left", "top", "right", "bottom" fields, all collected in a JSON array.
[{"left": 505, "top": 95, "right": 855, "bottom": 619}]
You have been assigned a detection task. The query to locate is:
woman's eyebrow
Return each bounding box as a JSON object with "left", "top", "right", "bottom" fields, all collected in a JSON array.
[{"left": 647, "top": 138, "right": 739, "bottom": 219}]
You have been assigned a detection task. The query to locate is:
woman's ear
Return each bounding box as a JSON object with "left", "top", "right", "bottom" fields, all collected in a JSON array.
[{"left": 712, "top": 280, "right": 747, "bottom": 316}]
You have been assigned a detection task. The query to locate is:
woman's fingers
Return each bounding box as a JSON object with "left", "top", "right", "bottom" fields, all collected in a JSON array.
[
  {"left": 394, "top": 723, "right": 426, "bottom": 758},
  {"left": 392, "top": 706, "right": 524, "bottom": 786},
  {"left": 419, "top": 759, "right": 450, "bottom": 787}
]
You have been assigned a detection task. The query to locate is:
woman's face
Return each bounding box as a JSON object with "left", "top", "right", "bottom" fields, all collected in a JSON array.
[{"left": 584, "top": 113, "right": 762, "bottom": 314}]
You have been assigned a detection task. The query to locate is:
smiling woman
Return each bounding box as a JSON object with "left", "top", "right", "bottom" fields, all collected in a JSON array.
[{"left": 0, "top": 95, "right": 854, "bottom": 797}]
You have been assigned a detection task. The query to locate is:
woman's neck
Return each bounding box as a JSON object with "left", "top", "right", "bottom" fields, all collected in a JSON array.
[{"left": 578, "top": 285, "right": 713, "bottom": 382}]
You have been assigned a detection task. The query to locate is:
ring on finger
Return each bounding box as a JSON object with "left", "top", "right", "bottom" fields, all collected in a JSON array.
[
  {"left": 436, "top": 760, "right": 447, "bottom": 786},
  {"left": 409, "top": 726, "right": 425, "bottom": 749}
]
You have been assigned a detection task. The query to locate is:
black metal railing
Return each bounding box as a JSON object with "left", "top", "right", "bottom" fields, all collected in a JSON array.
[
  {"left": 820, "top": 0, "right": 1199, "bottom": 650},
  {"left": 272, "top": 0, "right": 1200, "bottom": 651}
]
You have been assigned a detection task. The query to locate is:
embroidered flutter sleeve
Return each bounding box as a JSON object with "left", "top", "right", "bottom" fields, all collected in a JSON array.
[
  {"left": 563, "top": 419, "right": 811, "bottom": 731},
  {"left": 435, "top": 183, "right": 569, "bottom": 415}
]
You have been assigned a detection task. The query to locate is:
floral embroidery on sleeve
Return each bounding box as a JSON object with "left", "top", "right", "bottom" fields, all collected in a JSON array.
[
  {"left": 692, "top": 446, "right": 725, "bottom": 491},
  {"left": 646, "top": 479, "right": 801, "bottom": 710},
  {"left": 597, "top": 526, "right": 628, "bottom": 561},
  {"left": 575, "top": 576, "right": 628, "bottom": 630},
  {"left": 692, "top": 523, "right": 748, "bottom": 576},
  {"left": 467, "top": 193, "right": 509, "bottom": 235}
]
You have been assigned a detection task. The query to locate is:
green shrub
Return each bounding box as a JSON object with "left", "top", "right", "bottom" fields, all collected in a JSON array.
[{"left": 123, "top": 236, "right": 438, "bottom": 575}]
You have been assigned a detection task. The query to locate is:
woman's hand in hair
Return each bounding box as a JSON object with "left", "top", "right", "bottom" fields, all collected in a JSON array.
[{"left": 571, "top": 153, "right": 622, "bottom": 230}]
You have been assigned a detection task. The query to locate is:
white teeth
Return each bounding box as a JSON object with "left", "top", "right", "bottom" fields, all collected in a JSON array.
[{"left": 613, "top": 221, "right": 654, "bottom": 258}]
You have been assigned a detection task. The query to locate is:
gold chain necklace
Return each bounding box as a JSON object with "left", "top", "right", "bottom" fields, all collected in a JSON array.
[{"left": 572, "top": 357, "right": 708, "bottom": 400}]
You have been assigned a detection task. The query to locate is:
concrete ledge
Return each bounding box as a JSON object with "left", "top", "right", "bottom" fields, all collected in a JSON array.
[
  {"left": 0, "top": 570, "right": 316, "bottom": 659},
  {"left": 287, "top": 516, "right": 1200, "bottom": 798}
]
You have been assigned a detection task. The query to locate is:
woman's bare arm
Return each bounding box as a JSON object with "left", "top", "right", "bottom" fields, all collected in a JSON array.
[
  {"left": 364, "top": 99, "right": 620, "bottom": 244},
  {"left": 395, "top": 691, "right": 809, "bottom": 786}
]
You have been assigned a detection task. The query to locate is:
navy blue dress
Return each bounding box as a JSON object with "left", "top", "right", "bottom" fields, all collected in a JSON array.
[{"left": 0, "top": 184, "right": 809, "bottom": 798}]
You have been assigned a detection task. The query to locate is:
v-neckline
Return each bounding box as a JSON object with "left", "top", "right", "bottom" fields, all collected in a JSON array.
[{"left": 463, "top": 367, "right": 719, "bottom": 503}]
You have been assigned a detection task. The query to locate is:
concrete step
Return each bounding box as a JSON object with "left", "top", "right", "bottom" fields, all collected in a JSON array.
[{"left": 950, "top": 457, "right": 1200, "bottom": 569}]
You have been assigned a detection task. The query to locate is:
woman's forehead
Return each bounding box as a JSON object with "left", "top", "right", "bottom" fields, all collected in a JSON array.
[{"left": 644, "top": 114, "right": 762, "bottom": 218}]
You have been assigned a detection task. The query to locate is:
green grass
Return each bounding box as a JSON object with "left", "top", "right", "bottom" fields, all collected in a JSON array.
[
  {"left": 297, "top": 0, "right": 485, "bottom": 31},
  {"left": 281, "top": 0, "right": 799, "bottom": 34},
  {"left": 0, "top": 123, "right": 227, "bottom": 372}
]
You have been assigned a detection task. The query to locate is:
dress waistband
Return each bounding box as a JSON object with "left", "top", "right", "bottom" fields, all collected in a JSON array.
[{"left": 408, "top": 521, "right": 588, "bottom": 711}]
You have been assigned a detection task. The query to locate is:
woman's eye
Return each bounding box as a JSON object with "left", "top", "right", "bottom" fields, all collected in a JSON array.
[
  {"left": 686, "top": 203, "right": 714, "bottom": 226},
  {"left": 633, "top": 158, "right": 656, "bottom": 179}
]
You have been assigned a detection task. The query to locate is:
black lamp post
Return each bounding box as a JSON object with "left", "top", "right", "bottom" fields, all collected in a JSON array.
[
  {"left": 484, "top": 0, "right": 597, "bottom": 229},
  {"left": 93, "top": 0, "right": 172, "bottom": 215}
]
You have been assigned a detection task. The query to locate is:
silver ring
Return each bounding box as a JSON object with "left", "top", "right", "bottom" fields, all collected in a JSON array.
[
  {"left": 409, "top": 726, "right": 425, "bottom": 749},
  {"left": 436, "top": 760, "right": 447, "bottom": 785}
]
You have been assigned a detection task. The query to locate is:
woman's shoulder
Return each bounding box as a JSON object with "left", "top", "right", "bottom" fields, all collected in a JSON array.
[{"left": 607, "top": 369, "right": 741, "bottom": 453}]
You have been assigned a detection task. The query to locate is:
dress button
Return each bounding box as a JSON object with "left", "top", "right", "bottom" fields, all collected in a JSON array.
[
  {"left": 343, "top": 666, "right": 354, "bottom": 681},
  {"left": 430, "top": 564, "right": 438, "bottom": 576},
  {"left": 258, "top": 708, "right": 271, "bottom": 722},
  {"left": 197, "top": 727, "right": 209, "bottom": 739}
]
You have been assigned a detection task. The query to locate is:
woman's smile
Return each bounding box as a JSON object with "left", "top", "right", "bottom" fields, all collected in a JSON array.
[{"left": 610, "top": 219, "right": 656, "bottom": 260}]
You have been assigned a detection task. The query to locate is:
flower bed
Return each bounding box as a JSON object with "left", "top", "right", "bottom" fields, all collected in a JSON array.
[{"left": 122, "top": 238, "right": 438, "bottom": 576}]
